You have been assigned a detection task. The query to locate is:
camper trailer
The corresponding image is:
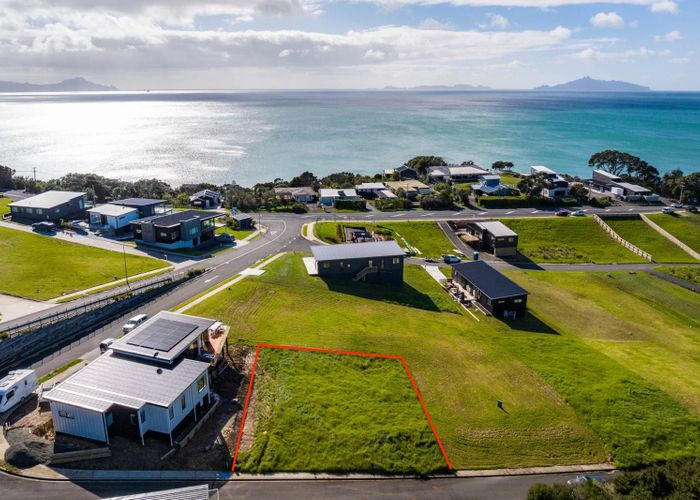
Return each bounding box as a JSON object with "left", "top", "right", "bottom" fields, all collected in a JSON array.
[{"left": 0, "top": 369, "right": 37, "bottom": 413}]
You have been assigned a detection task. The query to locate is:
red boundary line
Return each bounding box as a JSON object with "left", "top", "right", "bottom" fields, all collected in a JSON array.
[{"left": 231, "top": 343, "right": 453, "bottom": 473}]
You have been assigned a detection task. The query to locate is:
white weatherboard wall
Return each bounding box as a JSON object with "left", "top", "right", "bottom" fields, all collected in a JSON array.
[
  {"left": 51, "top": 402, "right": 107, "bottom": 443},
  {"left": 144, "top": 371, "right": 210, "bottom": 436}
]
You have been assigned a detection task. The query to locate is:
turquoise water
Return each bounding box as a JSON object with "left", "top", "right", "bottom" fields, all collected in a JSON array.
[{"left": 0, "top": 91, "right": 698, "bottom": 186}]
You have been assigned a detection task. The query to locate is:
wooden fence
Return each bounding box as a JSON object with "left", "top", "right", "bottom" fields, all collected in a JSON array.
[{"left": 593, "top": 214, "right": 653, "bottom": 261}]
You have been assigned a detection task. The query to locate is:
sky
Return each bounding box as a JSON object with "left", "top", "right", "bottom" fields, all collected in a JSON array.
[{"left": 0, "top": 0, "right": 697, "bottom": 90}]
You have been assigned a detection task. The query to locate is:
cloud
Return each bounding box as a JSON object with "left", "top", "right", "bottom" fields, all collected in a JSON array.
[
  {"left": 480, "top": 13, "right": 510, "bottom": 29},
  {"left": 418, "top": 18, "right": 455, "bottom": 30},
  {"left": 590, "top": 12, "right": 624, "bottom": 29},
  {"left": 572, "top": 46, "right": 671, "bottom": 62},
  {"left": 650, "top": 1, "right": 678, "bottom": 14},
  {"left": 654, "top": 30, "right": 681, "bottom": 42},
  {"left": 669, "top": 57, "right": 688, "bottom": 64}
]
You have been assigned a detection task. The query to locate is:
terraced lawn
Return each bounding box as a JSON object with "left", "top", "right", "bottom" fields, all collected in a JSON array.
[
  {"left": 647, "top": 212, "right": 700, "bottom": 253},
  {"left": 501, "top": 217, "right": 645, "bottom": 263},
  {"left": 604, "top": 217, "right": 696, "bottom": 263}
]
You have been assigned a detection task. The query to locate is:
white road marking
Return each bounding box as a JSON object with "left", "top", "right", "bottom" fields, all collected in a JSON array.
[
  {"left": 531, "top": 210, "right": 540, "bottom": 214},
  {"left": 204, "top": 275, "right": 219, "bottom": 283},
  {"left": 506, "top": 210, "right": 516, "bottom": 215},
  {"left": 479, "top": 212, "right": 488, "bottom": 215},
  {"left": 605, "top": 209, "right": 611, "bottom": 212},
  {"left": 628, "top": 208, "right": 634, "bottom": 211},
  {"left": 391, "top": 213, "right": 403, "bottom": 217}
]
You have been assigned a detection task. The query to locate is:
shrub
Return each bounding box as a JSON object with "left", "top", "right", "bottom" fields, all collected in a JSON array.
[
  {"left": 589, "top": 197, "right": 614, "bottom": 208},
  {"left": 186, "top": 268, "right": 206, "bottom": 278},
  {"left": 419, "top": 196, "right": 454, "bottom": 210},
  {"left": 373, "top": 198, "right": 412, "bottom": 211},
  {"left": 334, "top": 199, "right": 367, "bottom": 211}
]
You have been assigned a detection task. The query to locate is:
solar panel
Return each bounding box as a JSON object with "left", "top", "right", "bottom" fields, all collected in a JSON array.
[{"left": 126, "top": 319, "right": 199, "bottom": 352}]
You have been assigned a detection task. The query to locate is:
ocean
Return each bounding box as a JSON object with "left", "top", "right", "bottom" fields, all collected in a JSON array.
[{"left": 0, "top": 90, "right": 698, "bottom": 186}]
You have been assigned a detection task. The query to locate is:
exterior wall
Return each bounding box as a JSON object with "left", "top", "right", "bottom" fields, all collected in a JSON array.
[
  {"left": 452, "top": 273, "right": 527, "bottom": 318},
  {"left": 90, "top": 211, "right": 139, "bottom": 230},
  {"left": 316, "top": 255, "right": 404, "bottom": 284},
  {"left": 11, "top": 196, "right": 86, "bottom": 222},
  {"left": 144, "top": 370, "right": 209, "bottom": 436},
  {"left": 51, "top": 402, "right": 107, "bottom": 443}
]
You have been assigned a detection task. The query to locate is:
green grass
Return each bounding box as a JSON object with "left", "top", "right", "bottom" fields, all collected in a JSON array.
[
  {"left": 236, "top": 348, "right": 447, "bottom": 474},
  {"left": 655, "top": 266, "right": 700, "bottom": 286},
  {"left": 215, "top": 226, "right": 257, "bottom": 240},
  {"left": 0, "top": 226, "right": 168, "bottom": 300},
  {"left": 501, "top": 217, "right": 645, "bottom": 263},
  {"left": 647, "top": 213, "right": 700, "bottom": 253},
  {"left": 54, "top": 268, "right": 173, "bottom": 302},
  {"left": 0, "top": 197, "right": 13, "bottom": 215},
  {"left": 604, "top": 217, "right": 696, "bottom": 263},
  {"left": 314, "top": 221, "right": 455, "bottom": 257},
  {"left": 186, "top": 254, "right": 609, "bottom": 470},
  {"left": 499, "top": 173, "right": 523, "bottom": 186},
  {"left": 37, "top": 359, "right": 83, "bottom": 385}
]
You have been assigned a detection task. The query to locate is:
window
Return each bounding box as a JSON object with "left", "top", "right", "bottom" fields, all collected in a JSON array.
[
  {"left": 11, "top": 207, "right": 17, "bottom": 213},
  {"left": 26, "top": 208, "right": 33, "bottom": 214},
  {"left": 513, "top": 298, "right": 523, "bottom": 304},
  {"left": 322, "top": 262, "right": 330, "bottom": 269},
  {"left": 5, "top": 390, "right": 15, "bottom": 401},
  {"left": 189, "top": 227, "right": 198, "bottom": 236},
  {"left": 197, "top": 375, "right": 206, "bottom": 392},
  {"left": 508, "top": 237, "right": 515, "bottom": 243},
  {"left": 159, "top": 231, "right": 168, "bottom": 238},
  {"left": 169, "top": 406, "right": 174, "bottom": 420},
  {"left": 339, "top": 261, "right": 344, "bottom": 269},
  {"left": 140, "top": 408, "right": 146, "bottom": 424},
  {"left": 392, "top": 257, "right": 400, "bottom": 264},
  {"left": 171, "top": 231, "right": 179, "bottom": 241},
  {"left": 180, "top": 394, "right": 187, "bottom": 410},
  {"left": 58, "top": 410, "right": 75, "bottom": 419},
  {"left": 36, "top": 209, "right": 43, "bottom": 215}
]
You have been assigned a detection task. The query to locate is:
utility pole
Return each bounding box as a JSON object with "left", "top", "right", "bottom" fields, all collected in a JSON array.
[{"left": 32, "top": 167, "right": 37, "bottom": 183}]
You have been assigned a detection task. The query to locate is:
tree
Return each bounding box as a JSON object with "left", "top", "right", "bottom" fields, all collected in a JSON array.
[
  {"left": 405, "top": 156, "right": 446, "bottom": 176},
  {"left": 568, "top": 183, "right": 589, "bottom": 200},
  {"left": 518, "top": 173, "right": 549, "bottom": 199},
  {"left": 661, "top": 169, "right": 685, "bottom": 199},
  {"left": 0, "top": 165, "right": 15, "bottom": 189},
  {"left": 492, "top": 161, "right": 514, "bottom": 172},
  {"left": 588, "top": 150, "right": 635, "bottom": 176},
  {"left": 681, "top": 172, "right": 700, "bottom": 204},
  {"left": 290, "top": 171, "right": 319, "bottom": 189}
]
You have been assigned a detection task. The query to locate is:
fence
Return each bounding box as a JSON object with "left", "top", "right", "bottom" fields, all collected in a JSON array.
[
  {"left": 640, "top": 213, "right": 700, "bottom": 260},
  {"left": 592, "top": 214, "right": 653, "bottom": 261}
]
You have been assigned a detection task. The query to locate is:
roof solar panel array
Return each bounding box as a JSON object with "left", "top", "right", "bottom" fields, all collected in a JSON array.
[{"left": 126, "top": 319, "right": 198, "bottom": 352}]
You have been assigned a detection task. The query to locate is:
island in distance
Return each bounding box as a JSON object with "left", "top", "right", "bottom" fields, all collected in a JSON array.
[
  {"left": 0, "top": 77, "right": 117, "bottom": 92},
  {"left": 535, "top": 76, "right": 651, "bottom": 92},
  {"left": 383, "top": 84, "right": 492, "bottom": 90}
]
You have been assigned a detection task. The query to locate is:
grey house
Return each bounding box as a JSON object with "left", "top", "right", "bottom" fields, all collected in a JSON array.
[
  {"left": 9, "top": 191, "right": 87, "bottom": 223},
  {"left": 451, "top": 261, "right": 528, "bottom": 318},
  {"left": 111, "top": 198, "right": 171, "bottom": 218},
  {"left": 131, "top": 210, "right": 224, "bottom": 250},
  {"left": 190, "top": 189, "right": 221, "bottom": 209},
  {"left": 305, "top": 240, "right": 405, "bottom": 284}
]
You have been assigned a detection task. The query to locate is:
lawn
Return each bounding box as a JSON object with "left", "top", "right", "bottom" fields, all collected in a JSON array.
[
  {"left": 0, "top": 227, "right": 169, "bottom": 300},
  {"left": 501, "top": 217, "right": 645, "bottom": 263},
  {"left": 215, "top": 226, "right": 257, "bottom": 241},
  {"left": 646, "top": 213, "right": 700, "bottom": 253},
  {"left": 235, "top": 347, "right": 447, "bottom": 474},
  {"left": 314, "top": 221, "right": 455, "bottom": 257},
  {"left": 0, "top": 197, "right": 13, "bottom": 215},
  {"left": 604, "top": 217, "right": 696, "bottom": 263},
  {"left": 655, "top": 266, "right": 700, "bottom": 286}
]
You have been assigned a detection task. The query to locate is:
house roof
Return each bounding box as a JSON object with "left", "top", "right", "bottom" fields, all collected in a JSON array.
[
  {"left": 137, "top": 209, "right": 224, "bottom": 227},
  {"left": 110, "top": 311, "right": 218, "bottom": 364},
  {"left": 9, "top": 191, "right": 85, "bottom": 209},
  {"left": 385, "top": 180, "right": 430, "bottom": 191},
  {"left": 594, "top": 169, "right": 622, "bottom": 180},
  {"left": 531, "top": 165, "right": 557, "bottom": 175},
  {"left": 319, "top": 188, "right": 358, "bottom": 198},
  {"left": 396, "top": 165, "right": 417, "bottom": 173},
  {"left": 87, "top": 204, "right": 138, "bottom": 217},
  {"left": 356, "top": 182, "right": 386, "bottom": 190},
  {"left": 112, "top": 198, "right": 166, "bottom": 208},
  {"left": 613, "top": 182, "right": 652, "bottom": 194},
  {"left": 43, "top": 351, "right": 209, "bottom": 412},
  {"left": 378, "top": 189, "right": 398, "bottom": 199},
  {"left": 190, "top": 189, "right": 219, "bottom": 200},
  {"left": 480, "top": 175, "right": 501, "bottom": 181},
  {"left": 428, "top": 165, "right": 487, "bottom": 177},
  {"left": 274, "top": 186, "right": 316, "bottom": 196},
  {"left": 473, "top": 183, "right": 517, "bottom": 195},
  {"left": 452, "top": 261, "right": 528, "bottom": 300},
  {"left": 232, "top": 213, "right": 252, "bottom": 221},
  {"left": 311, "top": 240, "right": 405, "bottom": 262},
  {"left": 474, "top": 221, "right": 518, "bottom": 238}
]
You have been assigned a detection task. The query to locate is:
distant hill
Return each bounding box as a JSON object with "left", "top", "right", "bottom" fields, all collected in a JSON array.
[
  {"left": 383, "top": 84, "right": 491, "bottom": 90},
  {"left": 535, "top": 77, "right": 650, "bottom": 92},
  {"left": 0, "top": 77, "right": 117, "bottom": 93}
]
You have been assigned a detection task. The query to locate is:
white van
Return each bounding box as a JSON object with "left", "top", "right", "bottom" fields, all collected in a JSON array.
[
  {"left": 122, "top": 313, "right": 148, "bottom": 334},
  {"left": 0, "top": 369, "right": 38, "bottom": 413}
]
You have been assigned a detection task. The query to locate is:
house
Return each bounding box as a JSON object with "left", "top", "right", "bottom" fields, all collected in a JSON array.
[
  {"left": 189, "top": 189, "right": 221, "bottom": 209},
  {"left": 587, "top": 170, "right": 659, "bottom": 201},
  {"left": 304, "top": 240, "right": 405, "bottom": 284},
  {"left": 111, "top": 198, "right": 171, "bottom": 219},
  {"left": 472, "top": 175, "right": 520, "bottom": 197},
  {"left": 427, "top": 164, "right": 488, "bottom": 183},
  {"left": 44, "top": 312, "right": 223, "bottom": 447},
  {"left": 87, "top": 204, "right": 140, "bottom": 233},
  {"left": 590, "top": 169, "right": 622, "bottom": 189},
  {"left": 385, "top": 180, "right": 432, "bottom": 200},
  {"left": 355, "top": 182, "right": 388, "bottom": 199},
  {"left": 9, "top": 191, "right": 87, "bottom": 223},
  {"left": 318, "top": 188, "right": 360, "bottom": 207},
  {"left": 463, "top": 221, "right": 518, "bottom": 257},
  {"left": 530, "top": 166, "right": 570, "bottom": 198},
  {"left": 232, "top": 212, "right": 253, "bottom": 230},
  {"left": 131, "top": 210, "right": 224, "bottom": 249},
  {"left": 451, "top": 261, "right": 528, "bottom": 318},
  {"left": 273, "top": 186, "right": 317, "bottom": 203}
]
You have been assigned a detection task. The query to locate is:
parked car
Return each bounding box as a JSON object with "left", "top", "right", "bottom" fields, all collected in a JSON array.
[
  {"left": 0, "top": 369, "right": 37, "bottom": 413},
  {"left": 216, "top": 233, "right": 235, "bottom": 243},
  {"left": 99, "top": 338, "right": 117, "bottom": 353},
  {"left": 31, "top": 221, "right": 57, "bottom": 233},
  {"left": 555, "top": 210, "right": 570, "bottom": 217},
  {"left": 662, "top": 207, "right": 675, "bottom": 214},
  {"left": 567, "top": 475, "right": 603, "bottom": 485},
  {"left": 673, "top": 203, "right": 684, "bottom": 208},
  {"left": 122, "top": 313, "right": 148, "bottom": 334},
  {"left": 687, "top": 206, "right": 698, "bottom": 213},
  {"left": 442, "top": 254, "right": 461, "bottom": 264},
  {"left": 571, "top": 210, "right": 586, "bottom": 216},
  {"left": 423, "top": 257, "right": 438, "bottom": 263}
]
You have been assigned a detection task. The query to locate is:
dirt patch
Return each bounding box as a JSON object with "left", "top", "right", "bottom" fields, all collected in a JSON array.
[{"left": 235, "top": 349, "right": 259, "bottom": 454}]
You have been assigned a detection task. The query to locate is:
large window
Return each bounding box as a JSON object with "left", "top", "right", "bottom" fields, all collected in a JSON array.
[
  {"left": 189, "top": 227, "right": 198, "bottom": 236},
  {"left": 140, "top": 408, "right": 146, "bottom": 424},
  {"left": 197, "top": 375, "right": 206, "bottom": 392},
  {"left": 169, "top": 406, "right": 174, "bottom": 420},
  {"left": 392, "top": 257, "right": 400, "bottom": 264},
  {"left": 180, "top": 394, "right": 187, "bottom": 410},
  {"left": 58, "top": 410, "right": 75, "bottom": 419}
]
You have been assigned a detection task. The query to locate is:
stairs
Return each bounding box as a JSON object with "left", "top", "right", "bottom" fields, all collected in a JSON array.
[{"left": 353, "top": 266, "right": 378, "bottom": 282}]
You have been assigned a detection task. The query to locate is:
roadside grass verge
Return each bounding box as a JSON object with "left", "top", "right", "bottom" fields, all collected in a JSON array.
[
  {"left": 647, "top": 213, "right": 700, "bottom": 253},
  {"left": 37, "top": 359, "right": 83, "bottom": 385},
  {"left": 236, "top": 348, "right": 447, "bottom": 474},
  {"left": 603, "top": 217, "right": 696, "bottom": 262},
  {"left": 0, "top": 227, "right": 168, "bottom": 300},
  {"left": 0, "top": 196, "right": 14, "bottom": 215},
  {"left": 185, "top": 253, "right": 608, "bottom": 469},
  {"left": 655, "top": 266, "right": 700, "bottom": 286},
  {"left": 500, "top": 218, "right": 645, "bottom": 263},
  {"left": 216, "top": 226, "right": 258, "bottom": 241},
  {"left": 54, "top": 268, "right": 173, "bottom": 303}
]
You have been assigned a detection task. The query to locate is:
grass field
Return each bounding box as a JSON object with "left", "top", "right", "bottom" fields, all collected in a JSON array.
[
  {"left": 655, "top": 266, "right": 700, "bottom": 286},
  {"left": 646, "top": 213, "right": 700, "bottom": 253},
  {"left": 215, "top": 226, "right": 257, "bottom": 240},
  {"left": 0, "top": 227, "right": 169, "bottom": 300},
  {"left": 0, "top": 197, "right": 13, "bottom": 215},
  {"left": 314, "top": 221, "right": 455, "bottom": 257},
  {"left": 236, "top": 348, "right": 447, "bottom": 474},
  {"left": 501, "top": 217, "right": 645, "bottom": 263},
  {"left": 603, "top": 217, "right": 696, "bottom": 263}
]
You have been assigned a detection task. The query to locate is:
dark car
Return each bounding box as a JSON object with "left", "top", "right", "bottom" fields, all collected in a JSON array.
[
  {"left": 31, "top": 221, "right": 57, "bottom": 233},
  {"left": 555, "top": 210, "right": 570, "bottom": 217},
  {"left": 688, "top": 206, "right": 698, "bottom": 213}
]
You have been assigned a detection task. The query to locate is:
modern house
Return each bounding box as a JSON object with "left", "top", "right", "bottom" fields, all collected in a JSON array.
[
  {"left": 111, "top": 198, "right": 171, "bottom": 218},
  {"left": 472, "top": 175, "right": 520, "bottom": 197},
  {"left": 318, "top": 188, "right": 360, "bottom": 207},
  {"left": 232, "top": 212, "right": 253, "bottom": 230},
  {"left": 385, "top": 180, "right": 432, "bottom": 200},
  {"left": 462, "top": 221, "right": 519, "bottom": 257},
  {"left": 273, "top": 186, "right": 317, "bottom": 203},
  {"left": 44, "top": 311, "right": 224, "bottom": 447},
  {"left": 530, "top": 166, "right": 570, "bottom": 198},
  {"left": 304, "top": 240, "right": 405, "bottom": 284},
  {"left": 9, "top": 191, "right": 87, "bottom": 223},
  {"left": 385, "top": 165, "right": 419, "bottom": 179},
  {"left": 355, "top": 182, "right": 387, "bottom": 198},
  {"left": 587, "top": 170, "right": 659, "bottom": 202},
  {"left": 131, "top": 210, "right": 224, "bottom": 250},
  {"left": 189, "top": 189, "right": 221, "bottom": 209},
  {"left": 451, "top": 261, "right": 528, "bottom": 318},
  {"left": 87, "top": 204, "right": 140, "bottom": 233},
  {"left": 427, "top": 165, "right": 488, "bottom": 183}
]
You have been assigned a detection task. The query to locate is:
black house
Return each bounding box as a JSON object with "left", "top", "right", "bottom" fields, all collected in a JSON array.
[
  {"left": 451, "top": 261, "right": 528, "bottom": 318},
  {"left": 131, "top": 210, "right": 224, "bottom": 250},
  {"left": 232, "top": 213, "right": 253, "bottom": 230},
  {"left": 308, "top": 241, "right": 405, "bottom": 284},
  {"left": 112, "top": 198, "right": 171, "bottom": 218},
  {"left": 190, "top": 189, "right": 221, "bottom": 209},
  {"left": 464, "top": 221, "right": 518, "bottom": 257},
  {"left": 9, "top": 191, "right": 87, "bottom": 223}
]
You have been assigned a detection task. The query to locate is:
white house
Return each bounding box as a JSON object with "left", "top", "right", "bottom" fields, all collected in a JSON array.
[
  {"left": 427, "top": 165, "right": 488, "bottom": 183},
  {"left": 87, "top": 204, "right": 140, "bottom": 232},
  {"left": 355, "top": 182, "right": 388, "bottom": 198},
  {"left": 530, "top": 166, "right": 570, "bottom": 198},
  {"left": 318, "top": 188, "right": 360, "bottom": 206}
]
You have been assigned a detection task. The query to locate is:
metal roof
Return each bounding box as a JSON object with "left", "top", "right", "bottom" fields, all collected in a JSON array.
[
  {"left": 530, "top": 165, "right": 557, "bottom": 175},
  {"left": 311, "top": 240, "right": 405, "bottom": 262},
  {"left": 43, "top": 351, "right": 209, "bottom": 411},
  {"left": 474, "top": 221, "right": 518, "bottom": 238},
  {"left": 451, "top": 261, "right": 528, "bottom": 300},
  {"left": 106, "top": 484, "right": 212, "bottom": 500},
  {"left": 190, "top": 189, "right": 219, "bottom": 199},
  {"left": 232, "top": 213, "right": 252, "bottom": 221},
  {"left": 112, "top": 198, "right": 167, "bottom": 208},
  {"left": 318, "top": 188, "right": 358, "bottom": 198},
  {"left": 87, "top": 204, "right": 138, "bottom": 217},
  {"left": 9, "top": 191, "right": 85, "bottom": 209},
  {"left": 428, "top": 165, "right": 486, "bottom": 177},
  {"left": 274, "top": 186, "right": 316, "bottom": 196},
  {"left": 613, "top": 182, "right": 652, "bottom": 193},
  {"left": 137, "top": 210, "right": 224, "bottom": 227},
  {"left": 356, "top": 182, "right": 386, "bottom": 190},
  {"left": 110, "top": 311, "right": 217, "bottom": 364}
]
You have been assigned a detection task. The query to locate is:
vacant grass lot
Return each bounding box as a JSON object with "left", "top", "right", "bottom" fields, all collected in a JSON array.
[
  {"left": 604, "top": 217, "right": 696, "bottom": 263},
  {"left": 0, "top": 227, "right": 168, "bottom": 300},
  {"left": 0, "top": 197, "right": 13, "bottom": 215},
  {"left": 655, "top": 266, "right": 700, "bottom": 286},
  {"left": 647, "top": 213, "right": 700, "bottom": 253},
  {"left": 501, "top": 218, "right": 644, "bottom": 263},
  {"left": 215, "top": 226, "right": 256, "bottom": 240},
  {"left": 314, "top": 221, "right": 454, "bottom": 257},
  {"left": 236, "top": 348, "right": 447, "bottom": 474}
]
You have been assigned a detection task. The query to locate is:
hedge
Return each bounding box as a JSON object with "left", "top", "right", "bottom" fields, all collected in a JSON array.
[{"left": 334, "top": 199, "right": 367, "bottom": 211}]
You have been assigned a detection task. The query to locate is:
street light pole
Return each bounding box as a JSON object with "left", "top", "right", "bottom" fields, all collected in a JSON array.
[{"left": 123, "top": 245, "right": 130, "bottom": 289}]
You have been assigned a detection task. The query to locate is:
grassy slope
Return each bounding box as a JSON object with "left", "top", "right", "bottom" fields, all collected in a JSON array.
[
  {"left": 647, "top": 213, "right": 700, "bottom": 253},
  {"left": 604, "top": 218, "right": 696, "bottom": 263},
  {"left": 501, "top": 218, "right": 644, "bottom": 264},
  {"left": 0, "top": 227, "right": 168, "bottom": 300},
  {"left": 314, "top": 221, "right": 455, "bottom": 257},
  {"left": 655, "top": 266, "right": 700, "bottom": 286},
  {"left": 0, "top": 197, "right": 13, "bottom": 215},
  {"left": 236, "top": 348, "right": 447, "bottom": 474}
]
